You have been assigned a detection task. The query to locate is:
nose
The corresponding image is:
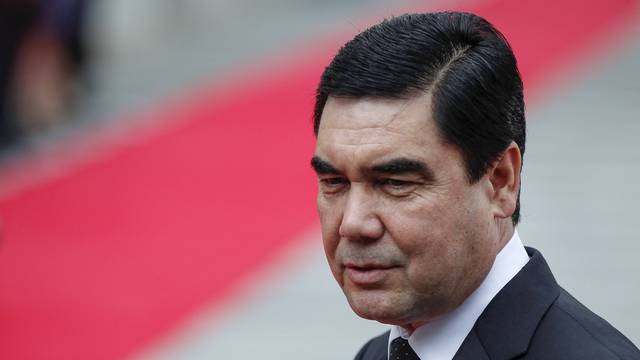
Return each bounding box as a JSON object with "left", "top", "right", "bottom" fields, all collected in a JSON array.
[{"left": 338, "top": 185, "right": 384, "bottom": 241}]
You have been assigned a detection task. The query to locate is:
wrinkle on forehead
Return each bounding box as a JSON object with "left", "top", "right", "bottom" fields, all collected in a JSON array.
[
  {"left": 319, "top": 127, "right": 404, "bottom": 149},
  {"left": 317, "top": 94, "right": 435, "bottom": 150},
  {"left": 319, "top": 95, "right": 428, "bottom": 133}
]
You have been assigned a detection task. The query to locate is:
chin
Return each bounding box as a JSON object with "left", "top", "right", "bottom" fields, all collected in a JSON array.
[
  {"left": 346, "top": 288, "right": 452, "bottom": 328},
  {"left": 346, "top": 290, "right": 409, "bottom": 324}
]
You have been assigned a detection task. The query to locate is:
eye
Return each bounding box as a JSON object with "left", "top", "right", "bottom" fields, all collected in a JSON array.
[
  {"left": 379, "top": 178, "right": 416, "bottom": 195},
  {"left": 382, "top": 179, "right": 410, "bottom": 187},
  {"left": 319, "top": 177, "right": 349, "bottom": 194}
]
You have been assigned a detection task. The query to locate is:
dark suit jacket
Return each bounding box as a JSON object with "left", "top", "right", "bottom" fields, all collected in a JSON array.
[{"left": 354, "top": 247, "right": 640, "bottom": 360}]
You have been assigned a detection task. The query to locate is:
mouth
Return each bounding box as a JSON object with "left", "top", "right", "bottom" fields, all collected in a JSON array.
[{"left": 343, "top": 262, "right": 397, "bottom": 286}]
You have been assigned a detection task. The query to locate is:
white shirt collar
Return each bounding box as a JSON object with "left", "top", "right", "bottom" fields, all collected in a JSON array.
[{"left": 388, "top": 230, "right": 529, "bottom": 360}]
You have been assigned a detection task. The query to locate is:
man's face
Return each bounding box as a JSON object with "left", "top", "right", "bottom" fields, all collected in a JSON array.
[{"left": 313, "top": 94, "right": 502, "bottom": 328}]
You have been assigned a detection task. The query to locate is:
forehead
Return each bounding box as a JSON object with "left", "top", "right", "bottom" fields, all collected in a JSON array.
[{"left": 315, "top": 93, "right": 445, "bottom": 166}]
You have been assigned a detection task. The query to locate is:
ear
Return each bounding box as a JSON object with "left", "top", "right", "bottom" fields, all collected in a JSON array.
[{"left": 487, "top": 142, "right": 521, "bottom": 219}]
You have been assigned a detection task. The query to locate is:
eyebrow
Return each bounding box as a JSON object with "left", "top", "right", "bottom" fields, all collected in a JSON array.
[
  {"left": 310, "top": 156, "right": 340, "bottom": 174},
  {"left": 311, "top": 156, "right": 433, "bottom": 180},
  {"left": 370, "top": 158, "right": 434, "bottom": 179}
]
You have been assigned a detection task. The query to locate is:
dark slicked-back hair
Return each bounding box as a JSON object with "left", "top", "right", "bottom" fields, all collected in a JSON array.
[{"left": 313, "top": 12, "right": 525, "bottom": 225}]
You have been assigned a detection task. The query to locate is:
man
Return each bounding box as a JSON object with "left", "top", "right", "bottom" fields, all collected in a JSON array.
[{"left": 310, "top": 12, "right": 640, "bottom": 360}]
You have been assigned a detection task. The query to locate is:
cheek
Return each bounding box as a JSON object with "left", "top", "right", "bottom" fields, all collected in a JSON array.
[
  {"left": 317, "top": 197, "right": 340, "bottom": 242},
  {"left": 317, "top": 197, "right": 343, "bottom": 273},
  {"left": 380, "top": 193, "right": 453, "bottom": 248},
  {"left": 381, "top": 189, "right": 481, "bottom": 271}
]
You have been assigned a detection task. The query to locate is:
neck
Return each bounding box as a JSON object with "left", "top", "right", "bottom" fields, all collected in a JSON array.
[
  {"left": 496, "top": 219, "right": 515, "bottom": 253},
  {"left": 401, "top": 322, "right": 425, "bottom": 335}
]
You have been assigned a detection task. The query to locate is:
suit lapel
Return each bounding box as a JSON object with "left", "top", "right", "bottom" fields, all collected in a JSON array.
[
  {"left": 453, "top": 328, "right": 490, "bottom": 360},
  {"left": 457, "top": 247, "right": 560, "bottom": 360},
  {"left": 359, "top": 331, "right": 389, "bottom": 360}
]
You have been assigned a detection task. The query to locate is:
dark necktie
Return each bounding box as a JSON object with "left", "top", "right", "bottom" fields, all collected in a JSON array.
[{"left": 389, "top": 337, "right": 421, "bottom": 360}]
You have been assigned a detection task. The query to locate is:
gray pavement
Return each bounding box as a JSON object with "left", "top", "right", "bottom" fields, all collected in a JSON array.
[
  {"left": 519, "top": 28, "right": 640, "bottom": 344},
  {"left": 66, "top": 0, "right": 401, "bottom": 128}
]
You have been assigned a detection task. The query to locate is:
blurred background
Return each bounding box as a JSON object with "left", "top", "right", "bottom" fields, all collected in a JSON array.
[{"left": 0, "top": 0, "right": 638, "bottom": 359}]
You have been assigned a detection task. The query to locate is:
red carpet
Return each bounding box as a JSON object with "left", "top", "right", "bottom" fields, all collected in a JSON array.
[{"left": 0, "top": 0, "right": 636, "bottom": 358}]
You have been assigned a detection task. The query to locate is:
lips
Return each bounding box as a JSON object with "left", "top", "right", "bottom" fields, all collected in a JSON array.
[{"left": 343, "top": 262, "right": 396, "bottom": 285}]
